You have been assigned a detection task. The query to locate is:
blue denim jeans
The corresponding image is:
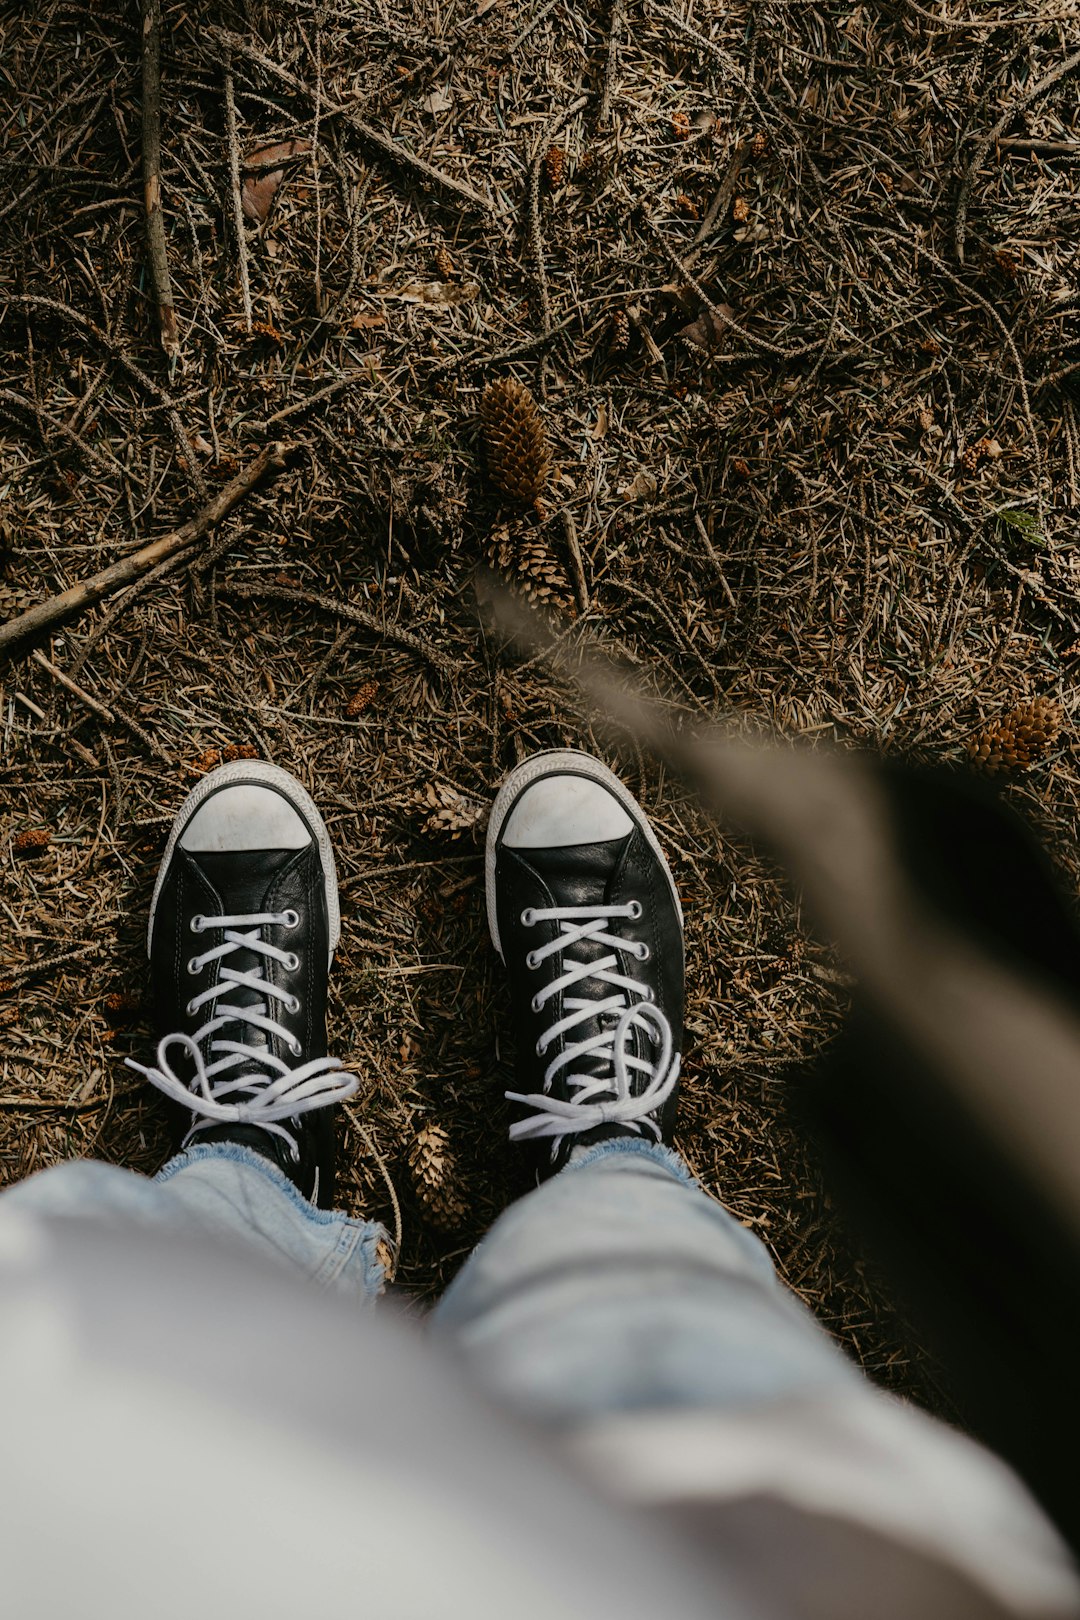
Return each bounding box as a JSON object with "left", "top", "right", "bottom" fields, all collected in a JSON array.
[{"left": 0, "top": 1134, "right": 858, "bottom": 1424}]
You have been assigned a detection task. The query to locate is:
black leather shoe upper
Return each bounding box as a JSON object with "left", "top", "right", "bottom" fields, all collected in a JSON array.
[
  {"left": 491, "top": 772, "right": 684, "bottom": 1177},
  {"left": 148, "top": 791, "right": 338, "bottom": 1206}
]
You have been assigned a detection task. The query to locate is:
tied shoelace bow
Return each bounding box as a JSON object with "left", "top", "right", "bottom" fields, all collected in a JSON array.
[
  {"left": 505, "top": 901, "right": 679, "bottom": 1147},
  {"left": 126, "top": 910, "right": 357, "bottom": 1161}
]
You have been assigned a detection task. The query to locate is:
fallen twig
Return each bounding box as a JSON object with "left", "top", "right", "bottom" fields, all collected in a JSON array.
[
  {"left": 599, "top": 0, "right": 625, "bottom": 126},
  {"left": 0, "top": 442, "right": 289, "bottom": 661},
  {"left": 5, "top": 292, "right": 207, "bottom": 500},
  {"left": 211, "top": 28, "right": 498, "bottom": 218},
  {"left": 31, "top": 650, "right": 115, "bottom": 723},
  {"left": 0, "top": 943, "right": 103, "bottom": 992},
  {"left": 957, "top": 47, "right": 1080, "bottom": 263},
  {"left": 997, "top": 137, "right": 1080, "bottom": 155},
  {"left": 140, "top": 0, "right": 179, "bottom": 362},
  {"left": 692, "top": 140, "right": 745, "bottom": 252},
  {"left": 223, "top": 49, "right": 252, "bottom": 332},
  {"left": 221, "top": 580, "right": 463, "bottom": 678},
  {"left": 561, "top": 507, "right": 590, "bottom": 615},
  {"left": 528, "top": 95, "right": 589, "bottom": 333},
  {"left": 642, "top": 214, "right": 827, "bottom": 360},
  {"left": 262, "top": 369, "right": 370, "bottom": 427},
  {"left": 0, "top": 1084, "right": 143, "bottom": 1114},
  {"left": 906, "top": 0, "right": 1080, "bottom": 30}
]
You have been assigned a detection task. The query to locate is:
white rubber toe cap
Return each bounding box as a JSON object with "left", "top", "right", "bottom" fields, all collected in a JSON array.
[
  {"left": 179, "top": 784, "right": 311, "bottom": 852},
  {"left": 501, "top": 776, "right": 634, "bottom": 849}
]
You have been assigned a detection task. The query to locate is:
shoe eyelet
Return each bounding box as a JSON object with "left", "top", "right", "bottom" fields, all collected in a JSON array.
[
  {"left": 185, "top": 999, "right": 197, "bottom": 1017},
  {"left": 636, "top": 943, "right": 651, "bottom": 962},
  {"left": 520, "top": 908, "right": 536, "bottom": 927},
  {"left": 530, "top": 993, "right": 543, "bottom": 1014},
  {"left": 289, "top": 1038, "right": 302, "bottom": 1057},
  {"left": 526, "top": 950, "right": 541, "bottom": 970},
  {"left": 627, "top": 900, "right": 643, "bottom": 920},
  {"left": 186, "top": 957, "right": 200, "bottom": 976},
  {"left": 282, "top": 910, "right": 300, "bottom": 929},
  {"left": 535, "top": 1039, "right": 546, "bottom": 1057},
  {"left": 286, "top": 994, "right": 301, "bottom": 1015},
  {"left": 641, "top": 986, "right": 654, "bottom": 1002},
  {"left": 190, "top": 914, "right": 205, "bottom": 934},
  {"left": 284, "top": 952, "right": 300, "bottom": 972}
]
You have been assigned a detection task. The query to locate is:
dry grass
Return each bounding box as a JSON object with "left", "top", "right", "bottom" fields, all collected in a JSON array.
[{"left": 2, "top": 0, "right": 1080, "bottom": 1406}]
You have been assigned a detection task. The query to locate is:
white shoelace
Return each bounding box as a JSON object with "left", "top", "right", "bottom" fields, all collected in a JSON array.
[
  {"left": 505, "top": 902, "right": 679, "bottom": 1149},
  {"left": 126, "top": 909, "right": 358, "bottom": 1161}
]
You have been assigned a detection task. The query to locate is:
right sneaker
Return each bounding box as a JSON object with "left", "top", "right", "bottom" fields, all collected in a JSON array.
[{"left": 486, "top": 750, "right": 684, "bottom": 1177}]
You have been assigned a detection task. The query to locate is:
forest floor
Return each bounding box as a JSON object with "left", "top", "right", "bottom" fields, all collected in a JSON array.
[{"left": 2, "top": 0, "right": 1080, "bottom": 1404}]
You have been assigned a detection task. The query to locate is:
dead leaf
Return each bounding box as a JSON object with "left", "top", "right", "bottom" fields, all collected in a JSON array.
[
  {"left": 620, "top": 468, "right": 658, "bottom": 502},
  {"left": 395, "top": 280, "right": 480, "bottom": 307},
  {"left": 348, "top": 311, "right": 386, "bottom": 330},
  {"left": 734, "top": 222, "right": 770, "bottom": 244},
  {"left": 678, "top": 304, "right": 735, "bottom": 352},
  {"left": 241, "top": 138, "right": 313, "bottom": 224},
  {"left": 423, "top": 86, "right": 454, "bottom": 115}
]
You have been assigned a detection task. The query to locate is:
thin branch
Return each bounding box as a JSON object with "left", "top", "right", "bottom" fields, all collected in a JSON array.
[
  {"left": 0, "top": 442, "right": 290, "bottom": 660},
  {"left": 0, "top": 1085, "right": 143, "bottom": 1114},
  {"left": 906, "top": 0, "right": 1080, "bottom": 30},
  {"left": 211, "top": 28, "right": 499, "bottom": 218},
  {"left": 560, "top": 507, "right": 590, "bottom": 615},
  {"left": 220, "top": 580, "right": 464, "bottom": 678},
  {"left": 997, "top": 137, "right": 1080, "bottom": 154},
  {"left": 528, "top": 95, "right": 589, "bottom": 333},
  {"left": 599, "top": 0, "right": 625, "bottom": 126},
  {"left": 140, "top": 0, "right": 179, "bottom": 361},
  {"left": 642, "top": 214, "right": 828, "bottom": 360},
  {"left": 30, "top": 650, "right": 115, "bottom": 723},
  {"left": 957, "top": 47, "right": 1080, "bottom": 263},
  {"left": 4, "top": 292, "right": 207, "bottom": 500},
  {"left": 223, "top": 49, "right": 252, "bottom": 331}
]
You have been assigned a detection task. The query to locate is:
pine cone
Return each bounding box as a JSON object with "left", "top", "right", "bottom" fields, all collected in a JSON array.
[
  {"left": 479, "top": 377, "right": 551, "bottom": 505},
  {"left": 14, "top": 828, "right": 50, "bottom": 856},
  {"left": 750, "top": 130, "right": 768, "bottom": 158},
  {"left": 967, "top": 696, "right": 1066, "bottom": 775},
  {"left": 0, "top": 582, "right": 32, "bottom": 620},
  {"left": 345, "top": 680, "right": 380, "bottom": 717},
  {"left": 544, "top": 145, "right": 566, "bottom": 189},
  {"left": 486, "top": 527, "right": 576, "bottom": 618},
  {"left": 433, "top": 244, "right": 456, "bottom": 280},
  {"left": 408, "top": 1122, "right": 468, "bottom": 1229},
  {"left": 416, "top": 781, "right": 488, "bottom": 840},
  {"left": 609, "top": 309, "right": 630, "bottom": 353}
]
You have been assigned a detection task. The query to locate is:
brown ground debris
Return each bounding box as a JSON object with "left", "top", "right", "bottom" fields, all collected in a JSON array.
[{"left": 2, "top": 1, "right": 1080, "bottom": 1410}]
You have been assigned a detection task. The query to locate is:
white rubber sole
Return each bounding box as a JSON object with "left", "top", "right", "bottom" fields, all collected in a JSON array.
[
  {"left": 485, "top": 748, "right": 683, "bottom": 959},
  {"left": 147, "top": 760, "right": 340, "bottom": 963}
]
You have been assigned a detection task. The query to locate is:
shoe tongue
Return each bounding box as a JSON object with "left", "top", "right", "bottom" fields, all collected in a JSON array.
[
  {"left": 190, "top": 847, "right": 299, "bottom": 1065},
  {"left": 524, "top": 835, "right": 640, "bottom": 1087},
  {"left": 522, "top": 835, "right": 630, "bottom": 906},
  {"left": 193, "top": 847, "right": 298, "bottom": 913}
]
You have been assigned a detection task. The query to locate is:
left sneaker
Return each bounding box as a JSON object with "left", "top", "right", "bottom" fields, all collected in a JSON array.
[
  {"left": 127, "top": 760, "right": 357, "bottom": 1207},
  {"left": 486, "top": 749, "right": 684, "bottom": 1176}
]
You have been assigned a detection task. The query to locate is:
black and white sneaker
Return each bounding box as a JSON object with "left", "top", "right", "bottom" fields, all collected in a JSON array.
[
  {"left": 486, "top": 750, "right": 684, "bottom": 1177},
  {"left": 127, "top": 760, "right": 357, "bottom": 1207}
]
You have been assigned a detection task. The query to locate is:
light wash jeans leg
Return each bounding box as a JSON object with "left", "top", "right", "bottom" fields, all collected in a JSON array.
[
  {"left": 433, "top": 1137, "right": 862, "bottom": 1425},
  {"left": 0, "top": 1143, "right": 385, "bottom": 1300}
]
